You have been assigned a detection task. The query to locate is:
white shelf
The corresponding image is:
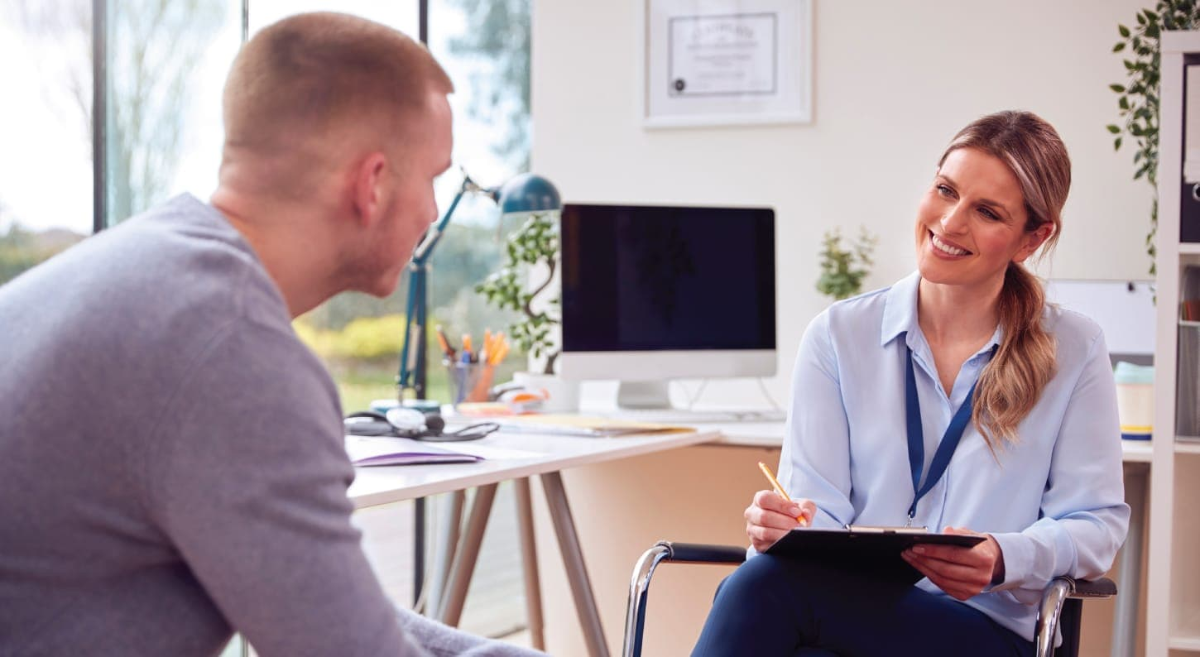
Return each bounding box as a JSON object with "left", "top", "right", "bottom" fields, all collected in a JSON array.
[
  {"left": 1177, "top": 441, "right": 1200, "bottom": 455},
  {"left": 1171, "top": 608, "right": 1200, "bottom": 650},
  {"left": 1170, "top": 639, "right": 1200, "bottom": 651},
  {"left": 1172, "top": 634, "right": 1200, "bottom": 651},
  {"left": 1148, "top": 38, "right": 1200, "bottom": 656},
  {"left": 1123, "top": 440, "right": 1153, "bottom": 463}
]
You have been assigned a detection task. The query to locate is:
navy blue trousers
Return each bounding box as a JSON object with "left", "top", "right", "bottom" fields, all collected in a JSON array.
[{"left": 691, "top": 554, "right": 1035, "bottom": 657}]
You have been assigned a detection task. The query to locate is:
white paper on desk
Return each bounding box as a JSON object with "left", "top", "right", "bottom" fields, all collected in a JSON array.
[
  {"left": 436, "top": 442, "right": 541, "bottom": 461},
  {"left": 344, "top": 435, "right": 483, "bottom": 467},
  {"left": 490, "top": 415, "right": 696, "bottom": 438}
]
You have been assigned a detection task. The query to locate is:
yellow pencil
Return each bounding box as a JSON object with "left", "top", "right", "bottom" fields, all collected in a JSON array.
[
  {"left": 490, "top": 342, "right": 510, "bottom": 366},
  {"left": 758, "top": 462, "right": 808, "bottom": 527}
]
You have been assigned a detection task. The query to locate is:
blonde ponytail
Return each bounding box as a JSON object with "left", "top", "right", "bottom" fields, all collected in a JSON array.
[{"left": 973, "top": 264, "right": 1056, "bottom": 449}]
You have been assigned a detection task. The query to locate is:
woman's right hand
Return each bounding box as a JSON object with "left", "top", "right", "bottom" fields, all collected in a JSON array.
[{"left": 744, "top": 490, "right": 817, "bottom": 553}]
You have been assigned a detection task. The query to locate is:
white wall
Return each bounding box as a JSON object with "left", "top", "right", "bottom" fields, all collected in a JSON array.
[{"left": 532, "top": 0, "right": 1155, "bottom": 403}]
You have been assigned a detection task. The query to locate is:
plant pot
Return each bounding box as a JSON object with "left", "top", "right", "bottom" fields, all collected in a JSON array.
[{"left": 511, "top": 371, "right": 580, "bottom": 413}]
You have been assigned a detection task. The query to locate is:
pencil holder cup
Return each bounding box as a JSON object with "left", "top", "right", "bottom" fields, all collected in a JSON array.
[{"left": 445, "top": 360, "right": 495, "bottom": 407}]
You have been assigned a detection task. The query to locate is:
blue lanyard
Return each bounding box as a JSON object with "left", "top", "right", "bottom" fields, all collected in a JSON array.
[{"left": 904, "top": 343, "right": 998, "bottom": 523}]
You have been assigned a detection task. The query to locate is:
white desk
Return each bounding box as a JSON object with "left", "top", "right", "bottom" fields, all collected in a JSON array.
[
  {"left": 348, "top": 428, "right": 717, "bottom": 657},
  {"left": 349, "top": 429, "right": 715, "bottom": 508}
]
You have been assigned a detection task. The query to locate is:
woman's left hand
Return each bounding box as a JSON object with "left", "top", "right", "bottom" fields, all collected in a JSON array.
[{"left": 900, "top": 526, "right": 1005, "bottom": 601}]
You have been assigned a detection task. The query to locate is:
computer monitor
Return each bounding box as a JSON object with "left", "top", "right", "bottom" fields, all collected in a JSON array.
[{"left": 558, "top": 203, "right": 776, "bottom": 409}]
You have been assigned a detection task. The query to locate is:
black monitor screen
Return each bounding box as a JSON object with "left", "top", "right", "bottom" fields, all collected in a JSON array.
[{"left": 560, "top": 203, "right": 776, "bottom": 352}]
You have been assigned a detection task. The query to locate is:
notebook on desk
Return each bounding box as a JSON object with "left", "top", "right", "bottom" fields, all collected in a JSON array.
[
  {"left": 344, "top": 435, "right": 483, "bottom": 466},
  {"left": 490, "top": 414, "right": 696, "bottom": 438}
]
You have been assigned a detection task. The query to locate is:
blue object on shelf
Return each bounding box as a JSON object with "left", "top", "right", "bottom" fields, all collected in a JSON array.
[{"left": 1114, "top": 361, "right": 1155, "bottom": 385}]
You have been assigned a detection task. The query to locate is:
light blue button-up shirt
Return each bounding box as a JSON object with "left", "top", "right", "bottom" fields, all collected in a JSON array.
[{"left": 773, "top": 271, "right": 1129, "bottom": 641}]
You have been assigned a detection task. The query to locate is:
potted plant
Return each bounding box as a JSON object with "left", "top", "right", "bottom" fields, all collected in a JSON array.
[
  {"left": 475, "top": 211, "right": 579, "bottom": 410},
  {"left": 1107, "top": 1, "right": 1200, "bottom": 276},
  {"left": 816, "top": 227, "right": 877, "bottom": 301}
]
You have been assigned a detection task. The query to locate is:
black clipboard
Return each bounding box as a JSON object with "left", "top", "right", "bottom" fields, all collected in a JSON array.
[{"left": 763, "top": 527, "right": 986, "bottom": 585}]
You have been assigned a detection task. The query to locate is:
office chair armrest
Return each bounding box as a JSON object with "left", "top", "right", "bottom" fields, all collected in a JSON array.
[
  {"left": 624, "top": 542, "right": 746, "bottom": 657},
  {"left": 1068, "top": 577, "right": 1117, "bottom": 599},
  {"left": 1035, "top": 576, "right": 1119, "bottom": 657},
  {"left": 659, "top": 541, "right": 748, "bottom": 565}
]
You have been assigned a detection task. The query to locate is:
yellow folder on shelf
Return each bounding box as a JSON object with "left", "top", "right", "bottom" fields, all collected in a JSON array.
[{"left": 492, "top": 414, "right": 696, "bottom": 438}]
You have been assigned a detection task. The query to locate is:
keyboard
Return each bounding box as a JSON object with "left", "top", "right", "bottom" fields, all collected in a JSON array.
[{"left": 606, "top": 408, "right": 787, "bottom": 425}]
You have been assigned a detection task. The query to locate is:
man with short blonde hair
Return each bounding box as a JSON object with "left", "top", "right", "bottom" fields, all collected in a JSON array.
[
  {"left": 0, "top": 12, "right": 537, "bottom": 657},
  {"left": 213, "top": 11, "right": 457, "bottom": 312}
]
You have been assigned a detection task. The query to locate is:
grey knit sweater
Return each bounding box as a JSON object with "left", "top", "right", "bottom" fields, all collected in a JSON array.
[{"left": 0, "top": 195, "right": 538, "bottom": 657}]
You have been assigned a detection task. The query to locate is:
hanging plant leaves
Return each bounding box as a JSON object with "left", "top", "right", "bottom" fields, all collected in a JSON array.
[{"left": 1108, "top": 0, "right": 1200, "bottom": 278}]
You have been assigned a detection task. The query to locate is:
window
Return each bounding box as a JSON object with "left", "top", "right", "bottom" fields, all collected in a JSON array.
[
  {"left": 104, "top": 0, "right": 241, "bottom": 226},
  {"left": 0, "top": 3, "right": 93, "bottom": 286}
]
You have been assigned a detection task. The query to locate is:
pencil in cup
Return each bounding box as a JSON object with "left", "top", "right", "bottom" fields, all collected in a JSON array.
[
  {"left": 445, "top": 359, "right": 495, "bottom": 405},
  {"left": 757, "top": 462, "right": 809, "bottom": 527},
  {"left": 468, "top": 332, "right": 509, "bottom": 401},
  {"left": 482, "top": 331, "right": 509, "bottom": 367},
  {"left": 468, "top": 362, "right": 495, "bottom": 403}
]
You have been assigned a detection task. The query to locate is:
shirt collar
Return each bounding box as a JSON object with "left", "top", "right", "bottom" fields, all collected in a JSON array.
[
  {"left": 880, "top": 271, "right": 922, "bottom": 347},
  {"left": 880, "top": 271, "right": 1004, "bottom": 356}
]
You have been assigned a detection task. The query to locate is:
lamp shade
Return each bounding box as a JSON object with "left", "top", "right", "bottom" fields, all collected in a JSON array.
[{"left": 494, "top": 173, "right": 561, "bottom": 215}]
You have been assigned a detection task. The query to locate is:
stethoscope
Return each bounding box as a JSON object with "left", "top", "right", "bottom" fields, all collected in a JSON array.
[{"left": 344, "top": 408, "right": 499, "bottom": 442}]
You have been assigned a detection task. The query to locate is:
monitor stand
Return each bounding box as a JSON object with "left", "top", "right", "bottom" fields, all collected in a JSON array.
[{"left": 616, "top": 381, "right": 672, "bottom": 409}]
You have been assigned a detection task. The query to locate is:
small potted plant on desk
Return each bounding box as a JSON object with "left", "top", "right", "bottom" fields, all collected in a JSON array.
[
  {"left": 475, "top": 211, "right": 578, "bottom": 411},
  {"left": 816, "top": 226, "right": 877, "bottom": 301}
]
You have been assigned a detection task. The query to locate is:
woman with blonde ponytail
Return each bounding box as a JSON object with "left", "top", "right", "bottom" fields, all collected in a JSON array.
[{"left": 694, "top": 112, "right": 1129, "bottom": 657}]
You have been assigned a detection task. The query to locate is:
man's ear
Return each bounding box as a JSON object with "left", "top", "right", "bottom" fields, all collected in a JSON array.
[
  {"left": 351, "top": 152, "right": 390, "bottom": 227},
  {"left": 1013, "top": 222, "right": 1054, "bottom": 264}
]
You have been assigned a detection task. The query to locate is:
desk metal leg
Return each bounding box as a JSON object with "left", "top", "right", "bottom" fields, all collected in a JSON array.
[
  {"left": 426, "top": 490, "right": 466, "bottom": 617},
  {"left": 1112, "top": 463, "right": 1148, "bottom": 657},
  {"left": 437, "top": 484, "right": 498, "bottom": 627},
  {"left": 515, "top": 477, "right": 545, "bottom": 650},
  {"left": 414, "top": 497, "right": 425, "bottom": 607},
  {"left": 541, "top": 471, "right": 610, "bottom": 657}
]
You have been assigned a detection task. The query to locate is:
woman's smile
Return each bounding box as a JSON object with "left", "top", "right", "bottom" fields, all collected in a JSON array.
[{"left": 928, "top": 230, "right": 972, "bottom": 258}]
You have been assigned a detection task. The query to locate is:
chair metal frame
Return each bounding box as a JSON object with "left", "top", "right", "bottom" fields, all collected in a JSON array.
[{"left": 623, "top": 541, "right": 1116, "bottom": 657}]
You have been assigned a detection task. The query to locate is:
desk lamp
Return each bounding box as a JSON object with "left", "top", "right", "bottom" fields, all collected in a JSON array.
[{"left": 397, "top": 171, "right": 561, "bottom": 400}]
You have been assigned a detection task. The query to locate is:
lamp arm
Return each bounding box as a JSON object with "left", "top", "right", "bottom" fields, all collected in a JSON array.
[
  {"left": 396, "top": 261, "right": 424, "bottom": 391},
  {"left": 397, "top": 171, "right": 487, "bottom": 394},
  {"left": 411, "top": 174, "right": 485, "bottom": 264}
]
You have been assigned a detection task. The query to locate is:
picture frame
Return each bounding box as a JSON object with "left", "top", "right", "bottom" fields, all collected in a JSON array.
[{"left": 640, "top": 0, "right": 813, "bottom": 129}]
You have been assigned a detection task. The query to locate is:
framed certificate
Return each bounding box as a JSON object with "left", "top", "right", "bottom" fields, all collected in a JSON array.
[{"left": 642, "top": 0, "right": 813, "bottom": 128}]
